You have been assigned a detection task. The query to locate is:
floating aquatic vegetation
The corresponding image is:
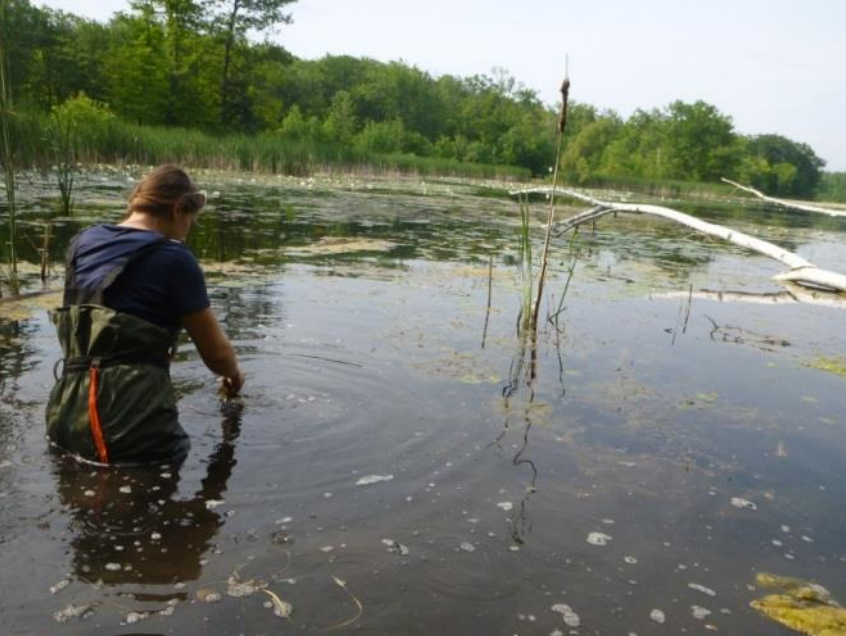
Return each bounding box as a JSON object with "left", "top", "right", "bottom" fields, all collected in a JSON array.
[
  {"left": 551, "top": 604, "right": 581, "bottom": 628},
  {"left": 261, "top": 588, "right": 293, "bottom": 619},
  {"left": 587, "top": 532, "right": 612, "bottom": 546},
  {"left": 805, "top": 356, "right": 846, "bottom": 379},
  {"left": 731, "top": 497, "right": 758, "bottom": 511},
  {"left": 355, "top": 474, "right": 394, "bottom": 486},
  {"left": 751, "top": 572, "right": 846, "bottom": 636},
  {"left": 410, "top": 350, "right": 502, "bottom": 385},
  {"left": 227, "top": 572, "right": 262, "bottom": 598},
  {"left": 0, "top": 290, "right": 62, "bottom": 322},
  {"left": 286, "top": 237, "right": 398, "bottom": 257}
]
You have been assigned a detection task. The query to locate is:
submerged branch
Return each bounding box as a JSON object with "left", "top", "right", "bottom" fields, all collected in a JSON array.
[
  {"left": 721, "top": 178, "right": 846, "bottom": 218},
  {"left": 510, "top": 187, "right": 846, "bottom": 294}
]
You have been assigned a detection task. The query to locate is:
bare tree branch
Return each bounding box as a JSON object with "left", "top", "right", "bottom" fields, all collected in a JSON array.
[
  {"left": 721, "top": 178, "right": 846, "bottom": 218},
  {"left": 510, "top": 187, "right": 846, "bottom": 294}
]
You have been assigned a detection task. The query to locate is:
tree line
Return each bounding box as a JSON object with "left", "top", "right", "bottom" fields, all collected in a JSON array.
[{"left": 1, "top": 0, "right": 839, "bottom": 198}]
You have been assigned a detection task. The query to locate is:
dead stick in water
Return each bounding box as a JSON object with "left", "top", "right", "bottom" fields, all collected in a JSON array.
[
  {"left": 40, "top": 222, "right": 51, "bottom": 282},
  {"left": 530, "top": 71, "right": 570, "bottom": 335},
  {"left": 482, "top": 254, "right": 493, "bottom": 349}
]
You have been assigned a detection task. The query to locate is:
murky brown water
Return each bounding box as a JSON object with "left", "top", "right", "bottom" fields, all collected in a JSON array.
[{"left": 1, "top": 171, "right": 846, "bottom": 635}]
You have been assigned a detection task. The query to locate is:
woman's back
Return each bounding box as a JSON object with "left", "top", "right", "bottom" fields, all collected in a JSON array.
[{"left": 71, "top": 224, "right": 209, "bottom": 328}]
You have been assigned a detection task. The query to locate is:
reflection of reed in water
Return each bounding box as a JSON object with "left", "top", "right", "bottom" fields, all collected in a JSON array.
[
  {"left": 52, "top": 408, "right": 242, "bottom": 592},
  {"left": 489, "top": 332, "right": 541, "bottom": 546}
]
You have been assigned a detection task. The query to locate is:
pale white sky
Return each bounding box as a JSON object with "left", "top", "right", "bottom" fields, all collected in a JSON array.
[{"left": 39, "top": 0, "right": 846, "bottom": 170}]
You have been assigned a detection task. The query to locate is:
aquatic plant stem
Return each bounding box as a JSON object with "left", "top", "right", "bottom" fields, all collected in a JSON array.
[
  {"left": 529, "top": 75, "right": 570, "bottom": 336},
  {"left": 326, "top": 575, "right": 363, "bottom": 631},
  {"left": 548, "top": 227, "right": 580, "bottom": 324},
  {"left": 482, "top": 254, "right": 493, "bottom": 348}
]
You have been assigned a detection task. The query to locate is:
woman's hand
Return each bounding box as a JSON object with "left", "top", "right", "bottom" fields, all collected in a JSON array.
[{"left": 221, "top": 370, "right": 245, "bottom": 397}]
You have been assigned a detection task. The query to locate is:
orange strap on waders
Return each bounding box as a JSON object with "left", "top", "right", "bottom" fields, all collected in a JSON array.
[{"left": 88, "top": 363, "right": 109, "bottom": 464}]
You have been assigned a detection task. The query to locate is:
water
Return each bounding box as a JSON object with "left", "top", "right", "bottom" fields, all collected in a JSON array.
[{"left": 1, "top": 171, "right": 846, "bottom": 635}]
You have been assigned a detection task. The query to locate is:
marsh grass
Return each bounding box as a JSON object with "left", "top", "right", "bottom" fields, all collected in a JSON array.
[
  {"left": 49, "top": 116, "right": 75, "bottom": 215},
  {"left": 12, "top": 109, "right": 530, "bottom": 181}
]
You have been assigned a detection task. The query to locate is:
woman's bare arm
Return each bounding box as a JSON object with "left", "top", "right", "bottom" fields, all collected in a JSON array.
[{"left": 181, "top": 308, "right": 244, "bottom": 394}]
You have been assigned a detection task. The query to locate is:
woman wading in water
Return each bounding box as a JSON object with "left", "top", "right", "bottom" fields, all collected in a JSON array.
[{"left": 46, "top": 165, "right": 244, "bottom": 465}]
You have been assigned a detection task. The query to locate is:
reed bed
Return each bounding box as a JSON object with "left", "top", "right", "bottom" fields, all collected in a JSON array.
[{"left": 8, "top": 110, "right": 530, "bottom": 181}]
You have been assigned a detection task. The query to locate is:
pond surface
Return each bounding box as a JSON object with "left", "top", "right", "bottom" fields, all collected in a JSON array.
[{"left": 1, "top": 171, "right": 846, "bottom": 636}]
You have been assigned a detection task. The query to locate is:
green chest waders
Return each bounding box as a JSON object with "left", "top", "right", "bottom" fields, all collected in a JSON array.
[{"left": 45, "top": 236, "right": 190, "bottom": 465}]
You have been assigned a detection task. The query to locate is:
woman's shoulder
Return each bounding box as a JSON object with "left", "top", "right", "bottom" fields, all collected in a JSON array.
[{"left": 156, "top": 239, "right": 201, "bottom": 265}]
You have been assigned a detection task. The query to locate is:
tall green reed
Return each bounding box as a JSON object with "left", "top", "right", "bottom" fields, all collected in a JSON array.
[{"left": 518, "top": 193, "right": 533, "bottom": 334}]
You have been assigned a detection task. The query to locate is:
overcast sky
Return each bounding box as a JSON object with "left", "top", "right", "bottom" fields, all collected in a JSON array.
[{"left": 38, "top": 0, "right": 846, "bottom": 170}]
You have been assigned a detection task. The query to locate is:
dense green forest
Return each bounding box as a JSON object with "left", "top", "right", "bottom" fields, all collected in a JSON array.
[{"left": 1, "top": 0, "right": 843, "bottom": 198}]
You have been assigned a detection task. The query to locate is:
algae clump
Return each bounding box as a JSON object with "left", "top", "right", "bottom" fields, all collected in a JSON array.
[
  {"left": 806, "top": 356, "right": 846, "bottom": 379},
  {"left": 751, "top": 572, "right": 846, "bottom": 636}
]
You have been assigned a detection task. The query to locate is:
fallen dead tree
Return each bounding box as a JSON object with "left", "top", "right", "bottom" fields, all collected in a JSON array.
[
  {"left": 509, "top": 187, "right": 846, "bottom": 294},
  {"left": 653, "top": 287, "right": 846, "bottom": 309},
  {"left": 721, "top": 178, "right": 846, "bottom": 218}
]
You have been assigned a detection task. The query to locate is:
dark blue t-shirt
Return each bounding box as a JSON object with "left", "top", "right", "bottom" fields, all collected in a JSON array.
[{"left": 71, "top": 225, "right": 210, "bottom": 329}]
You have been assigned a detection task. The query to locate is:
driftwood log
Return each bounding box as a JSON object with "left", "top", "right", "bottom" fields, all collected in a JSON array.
[
  {"left": 721, "top": 178, "right": 846, "bottom": 218},
  {"left": 509, "top": 187, "right": 846, "bottom": 294},
  {"left": 654, "top": 288, "right": 846, "bottom": 309}
]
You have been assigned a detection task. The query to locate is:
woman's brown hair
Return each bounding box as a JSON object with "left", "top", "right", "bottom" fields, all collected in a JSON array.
[{"left": 126, "top": 165, "right": 205, "bottom": 218}]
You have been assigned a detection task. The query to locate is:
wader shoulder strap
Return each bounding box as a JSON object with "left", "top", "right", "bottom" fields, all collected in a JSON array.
[
  {"left": 62, "top": 232, "right": 84, "bottom": 306},
  {"left": 64, "top": 234, "right": 171, "bottom": 306}
]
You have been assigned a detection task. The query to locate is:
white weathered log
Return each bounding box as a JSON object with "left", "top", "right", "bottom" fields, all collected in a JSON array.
[
  {"left": 721, "top": 178, "right": 846, "bottom": 218},
  {"left": 510, "top": 186, "right": 846, "bottom": 294},
  {"left": 653, "top": 288, "right": 846, "bottom": 309}
]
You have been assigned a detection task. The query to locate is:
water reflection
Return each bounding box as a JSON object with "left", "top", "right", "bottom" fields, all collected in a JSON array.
[
  {"left": 52, "top": 407, "right": 242, "bottom": 591},
  {"left": 490, "top": 332, "right": 544, "bottom": 547}
]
